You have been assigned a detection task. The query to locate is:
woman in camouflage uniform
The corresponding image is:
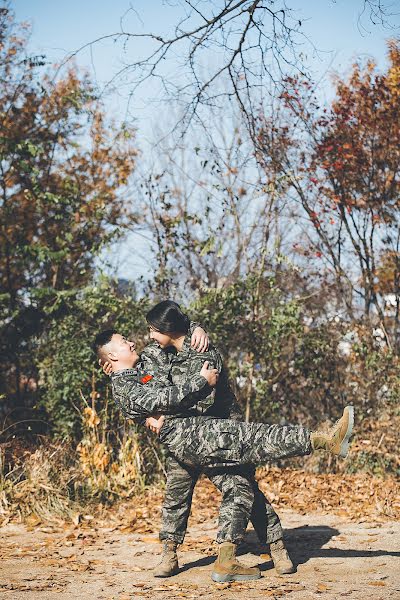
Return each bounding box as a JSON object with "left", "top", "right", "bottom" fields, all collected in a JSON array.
[{"left": 144, "top": 301, "right": 294, "bottom": 578}]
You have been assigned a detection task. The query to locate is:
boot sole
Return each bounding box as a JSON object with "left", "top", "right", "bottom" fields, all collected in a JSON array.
[
  {"left": 154, "top": 566, "right": 179, "bottom": 577},
  {"left": 275, "top": 566, "right": 296, "bottom": 575},
  {"left": 338, "top": 405, "right": 354, "bottom": 458},
  {"left": 154, "top": 569, "right": 179, "bottom": 577},
  {"left": 211, "top": 572, "right": 261, "bottom": 582}
]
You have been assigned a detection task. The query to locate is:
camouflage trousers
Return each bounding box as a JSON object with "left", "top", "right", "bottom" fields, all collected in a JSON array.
[
  {"left": 159, "top": 455, "right": 283, "bottom": 545},
  {"left": 160, "top": 416, "right": 312, "bottom": 469}
]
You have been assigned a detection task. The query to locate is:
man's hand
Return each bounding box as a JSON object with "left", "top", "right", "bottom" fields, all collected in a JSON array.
[
  {"left": 191, "top": 327, "right": 209, "bottom": 353},
  {"left": 99, "top": 359, "right": 113, "bottom": 376},
  {"left": 145, "top": 414, "right": 165, "bottom": 435},
  {"left": 200, "top": 361, "right": 219, "bottom": 387}
]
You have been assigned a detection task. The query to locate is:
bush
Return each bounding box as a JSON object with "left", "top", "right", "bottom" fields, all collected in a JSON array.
[
  {"left": 190, "top": 277, "right": 400, "bottom": 430},
  {"left": 37, "top": 278, "right": 151, "bottom": 438}
]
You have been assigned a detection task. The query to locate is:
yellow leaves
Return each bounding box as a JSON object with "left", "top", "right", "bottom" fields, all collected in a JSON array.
[
  {"left": 375, "top": 250, "right": 400, "bottom": 295},
  {"left": 93, "top": 443, "right": 110, "bottom": 472},
  {"left": 83, "top": 407, "right": 100, "bottom": 428},
  {"left": 76, "top": 443, "right": 92, "bottom": 476},
  {"left": 386, "top": 67, "right": 400, "bottom": 100},
  {"left": 77, "top": 441, "right": 110, "bottom": 474},
  {"left": 75, "top": 397, "right": 143, "bottom": 497}
]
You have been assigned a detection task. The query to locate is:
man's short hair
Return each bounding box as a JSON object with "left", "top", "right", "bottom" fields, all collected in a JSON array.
[{"left": 93, "top": 329, "right": 117, "bottom": 362}]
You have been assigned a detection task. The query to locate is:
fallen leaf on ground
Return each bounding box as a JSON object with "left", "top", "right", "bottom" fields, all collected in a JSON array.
[{"left": 316, "top": 583, "right": 331, "bottom": 592}]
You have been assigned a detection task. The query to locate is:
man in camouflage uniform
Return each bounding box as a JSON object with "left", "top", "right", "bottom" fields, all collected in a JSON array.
[
  {"left": 143, "top": 333, "right": 292, "bottom": 576},
  {"left": 98, "top": 328, "right": 263, "bottom": 581},
  {"left": 95, "top": 330, "right": 354, "bottom": 582}
]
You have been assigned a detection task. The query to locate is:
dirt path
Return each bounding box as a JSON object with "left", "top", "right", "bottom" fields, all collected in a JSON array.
[{"left": 1, "top": 507, "right": 399, "bottom": 600}]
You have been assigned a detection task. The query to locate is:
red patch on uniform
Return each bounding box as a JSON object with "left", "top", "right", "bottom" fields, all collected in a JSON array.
[{"left": 140, "top": 374, "right": 153, "bottom": 384}]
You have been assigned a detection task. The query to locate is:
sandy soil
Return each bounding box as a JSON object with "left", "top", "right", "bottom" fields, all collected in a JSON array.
[{"left": 0, "top": 507, "right": 399, "bottom": 600}]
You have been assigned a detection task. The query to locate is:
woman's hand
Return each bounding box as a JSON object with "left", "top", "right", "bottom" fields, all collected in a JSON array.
[
  {"left": 145, "top": 414, "right": 165, "bottom": 435},
  {"left": 99, "top": 359, "right": 113, "bottom": 376},
  {"left": 191, "top": 327, "right": 209, "bottom": 353},
  {"left": 200, "top": 360, "right": 219, "bottom": 387}
]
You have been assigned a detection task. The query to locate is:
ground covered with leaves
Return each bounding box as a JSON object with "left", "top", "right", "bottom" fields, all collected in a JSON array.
[{"left": 0, "top": 469, "right": 399, "bottom": 599}]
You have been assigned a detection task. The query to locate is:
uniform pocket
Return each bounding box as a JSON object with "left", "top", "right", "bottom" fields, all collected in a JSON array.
[
  {"left": 167, "top": 419, "right": 243, "bottom": 467},
  {"left": 190, "top": 427, "right": 243, "bottom": 467}
]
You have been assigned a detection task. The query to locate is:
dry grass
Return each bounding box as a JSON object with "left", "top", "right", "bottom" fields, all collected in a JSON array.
[
  {"left": 0, "top": 396, "right": 161, "bottom": 525},
  {"left": 1, "top": 403, "right": 398, "bottom": 526}
]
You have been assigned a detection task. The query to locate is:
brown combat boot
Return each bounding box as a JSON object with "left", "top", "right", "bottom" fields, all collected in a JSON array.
[
  {"left": 310, "top": 405, "right": 354, "bottom": 458},
  {"left": 154, "top": 541, "right": 179, "bottom": 577},
  {"left": 270, "top": 538, "right": 295, "bottom": 575},
  {"left": 211, "top": 542, "right": 261, "bottom": 582}
]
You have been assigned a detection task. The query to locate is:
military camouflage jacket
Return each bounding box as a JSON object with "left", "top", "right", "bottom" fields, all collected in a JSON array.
[
  {"left": 143, "top": 333, "right": 244, "bottom": 421},
  {"left": 111, "top": 322, "right": 243, "bottom": 424},
  {"left": 111, "top": 359, "right": 210, "bottom": 421}
]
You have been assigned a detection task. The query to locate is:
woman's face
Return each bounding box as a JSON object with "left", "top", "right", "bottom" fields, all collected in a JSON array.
[{"left": 148, "top": 326, "right": 174, "bottom": 348}]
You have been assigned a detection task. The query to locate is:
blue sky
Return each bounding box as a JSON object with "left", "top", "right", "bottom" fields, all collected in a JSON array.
[
  {"left": 11, "top": 0, "right": 400, "bottom": 282},
  {"left": 13, "top": 0, "right": 400, "bottom": 121}
]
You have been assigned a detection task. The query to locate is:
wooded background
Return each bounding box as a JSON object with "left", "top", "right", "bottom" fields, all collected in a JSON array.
[{"left": 0, "top": 2, "right": 399, "bottom": 519}]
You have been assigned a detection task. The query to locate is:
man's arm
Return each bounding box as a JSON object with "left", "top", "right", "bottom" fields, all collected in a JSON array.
[
  {"left": 177, "top": 344, "right": 243, "bottom": 419},
  {"left": 172, "top": 345, "right": 223, "bottom": 413},
  {"left": 112, "top": 363, "right": 217, "bottom": 420}
]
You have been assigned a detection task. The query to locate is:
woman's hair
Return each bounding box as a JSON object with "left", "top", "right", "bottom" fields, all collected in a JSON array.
[{"left": 146, "top": 300, "right": 190, "bottom": 334}]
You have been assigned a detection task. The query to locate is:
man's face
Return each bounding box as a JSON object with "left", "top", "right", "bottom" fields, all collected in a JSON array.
[
  {"left": 106, "top": 334, "right": 139, "bottom": 368},
  {"left": 149, "top": 326, "right": 173, "bottom": 349}
]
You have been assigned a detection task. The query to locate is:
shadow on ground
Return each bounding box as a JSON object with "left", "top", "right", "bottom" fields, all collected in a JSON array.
[{"left": 180, "top": 525, "right": 400, "bottom": 574}]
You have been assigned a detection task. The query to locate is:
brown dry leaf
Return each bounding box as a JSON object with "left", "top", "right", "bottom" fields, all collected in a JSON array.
[
  {"left": 139, "top": 536, "right": 159, "bottom": 543},
  {"left": 254, "top": 466, "right": 400, "bottom": 521},
  {"left": 368, "top": 581, "right": 386, "bottom": 586},
  {"left": 119, "top": 525, "right": 136, "bottom": 533},
  {"left": 25, "top": 513, "right": 42, "bottom": 528},
  {"left": 215, "top": 582, "right": 231, "bottom": 590},
  {"left": 119, "top": 595, "right": 131, "bottom": 600},
  {"left": 42, "top": 559, "right": 61, "bottom": 567},
  {"left": 316, "top": 583, "right": 331, "bottom": 592}
]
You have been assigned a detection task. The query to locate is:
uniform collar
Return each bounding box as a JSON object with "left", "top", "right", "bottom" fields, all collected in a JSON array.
[
  {"left": 173, "top": 332, "right": 192, "bottom": 360},
  {"left": 111, "top": 362, "right": 143, "bottom": 379}
]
